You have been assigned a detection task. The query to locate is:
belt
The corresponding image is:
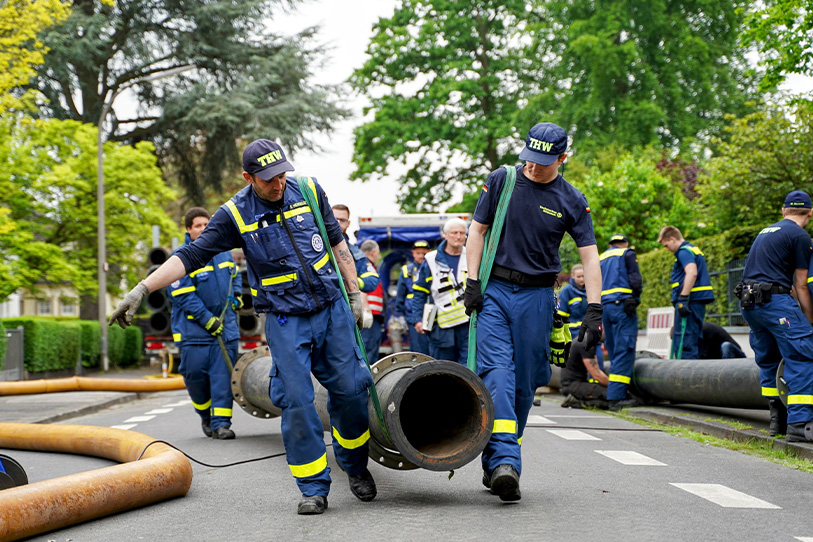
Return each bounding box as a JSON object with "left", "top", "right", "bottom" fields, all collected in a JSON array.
[
  {"left": 490, "top": 264, "right": 556, "bottom": 287},
  {"left": 743, "top": 281, "right": 791, "bottom": 295}
]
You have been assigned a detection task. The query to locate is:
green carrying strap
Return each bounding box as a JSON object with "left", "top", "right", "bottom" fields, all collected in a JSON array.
[
  {"left": 672, "top": 315, "right": 687, "bottom": 360},
  {"left": 215, "top": 264, "right": 239, "bottom": 373},
  {"left": 296, "top": 176, "right": 390, "bottom": 442},
  {"left": 466, "top": 165, "right": 517, "bottom": 372}
]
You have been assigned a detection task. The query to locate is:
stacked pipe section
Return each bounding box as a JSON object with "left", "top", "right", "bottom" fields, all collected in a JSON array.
[{"left": 139, "top": 247, "right": 172, "bottom": 337}]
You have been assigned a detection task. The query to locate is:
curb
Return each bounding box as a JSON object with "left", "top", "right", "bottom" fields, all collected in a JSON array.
[{"left": 31, "top": 393, "right": 143, "bottom": 425}]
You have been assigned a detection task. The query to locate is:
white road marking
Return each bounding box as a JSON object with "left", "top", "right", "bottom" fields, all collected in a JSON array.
[
  {"left": 124, "top": 415, "right": 155, "bottom": 423},
  {"left": 545, "top": 415, "right": 604, "bottom": 418},
  {"left": 111, "top": 424, "right": 137, "bottom": 430},
  {"left": 546, "top": 429, "right": 601, "bottom": 441},
  {"left": 145, "top": 408, "right": 174, "bottom": 415},
  {"left": 165, "top": 400, "right": 191, "bottom": 407},
  {"left": 595, "top": 450, "right": 667, "bottom": 466},
  {"left": 526, "top": 415, "right": 556, "bottom": 425},
  {"left": 670, "top": 483, "right": 781, "bottom": 509},
  {"left": 794, "top": 537, "right": 813, "bottom": 541}
]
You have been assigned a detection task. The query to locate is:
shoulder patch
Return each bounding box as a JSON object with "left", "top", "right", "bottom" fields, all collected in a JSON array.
[
  {"left": 311, "top": 234, "right": 324, "bottom": 252},
  {"left": 171, "top": 280, "right": 180, "bottom": 288}
]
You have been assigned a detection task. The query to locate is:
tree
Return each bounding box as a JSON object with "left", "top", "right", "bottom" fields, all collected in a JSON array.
[
  {"left": 27, "top": 0, "right": 346, "bottom": 205},
  {"left": 351, "top": 0, "right": 537, "bottom": 212},
  {"left": 696, "top": 100, "right": 813, "bottom": 233}
]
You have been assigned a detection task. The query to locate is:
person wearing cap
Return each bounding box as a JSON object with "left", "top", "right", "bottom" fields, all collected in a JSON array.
[
  {"left": 464, "top": 122, "right": 603, "bottom": 502},
  {"left": 331, "top": 204, "right": 381, "bottom": 297},
  {"left": 657, "top": 225, "right": 715, "bottom": 359},
  {"left": 109, "top": 139, "right": 377, "bottom": 515},
  {"left": 738, "top": 190, "right": 813, "bottom": 441},
  {"left": 167, "top": 207, "right": 241, "bottom": 440},
  {"left": 598, "top": 233, "right": 643, "bottom": 410},
  {"left": 394, "top": 240, "right": 431, "bottom": 355}
]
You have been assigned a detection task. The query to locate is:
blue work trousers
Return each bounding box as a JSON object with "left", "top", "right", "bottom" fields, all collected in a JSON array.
[
  {"left": 741, "top": 294, "right": 813, "bottom": 424},
  {"left": 265, "top": 299, "right": 373, "bottom": 497},
  {"left": 407, "top": 323, "right": 430, "bottom": 355},
  {"left": 603, "top": 302, "right": 638, "bottom": 401},
  {"left": 428, "top": 322, "right": 469, "bottom": 365},
  {"left": 672, "top": 303, "right": 706, "bottom": 359},
  {"left": 179, "top": 339, "right": 237, "bottom": 431},
  {"left": 476, "top": 279, "right": 554, "bottom": 477},
  {"left": 360, "top": 318, "right": 382, "bottom": 362}
]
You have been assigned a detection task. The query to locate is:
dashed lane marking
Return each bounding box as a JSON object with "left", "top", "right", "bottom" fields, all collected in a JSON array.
[
  {"left": 794, "top": 537, "right": 813, "bottom": 541},
  {"left": 595, "top": 450, "right": 667, "bottom": 466},
  {"left": 124, "top": 415, "right": 156, "bottom": 423},
  {"left": 670, "top": 483, "right": 781, "bottom": 509},
  {"left": 111, "top": 424, "right": 137, "bottom": 430},
  {"left": 145, "top": 408, "right": 174, "bottom": 415},
  {"left": 165, "top": 400, "right": 191, "bottom": 407},
  {"left": 546, "top": 429, "right": 601, "bottom": 441},
  {"left": 545, "top": 415, "right": 604, "bottom": 418},
  {"left": 526, "top": 415, "right": 556, "bottom": 425}
]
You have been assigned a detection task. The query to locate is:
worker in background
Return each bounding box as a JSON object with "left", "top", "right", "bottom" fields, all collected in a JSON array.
[
  {"left": 394, "top": 240, "right": 431, "bottom": 355},
  {"left": 698, "top": 321, "right": 746, "bottom": 359},
  {"left": 168, "top": 207, "right": 240, "bottom": 439},
  {"left": 737, "top": 190, "right": 813, "bottom": 441},
  {"left": 332, "top": 204, "right": 380, "bottom": 297},
  {"left": 412, "top": 219, "right": 469, "bottom": 364},
  {"left": 110, "top": 139, "right": 376, "bottom": 516},
  {"left": 560, "top": 331, "right": 609, "bottom": 410},
  {"left": 657, "top": 226, "right": 714, "bottom": 359},
  {"left": 557, "top": 263, "right": 603, "bottom": 370},
  {"left": 599, "top": 233, "right": 643, "bottom": 410},
  {"left": 360, "top": 239, "right": 384, "bottom": 361}
]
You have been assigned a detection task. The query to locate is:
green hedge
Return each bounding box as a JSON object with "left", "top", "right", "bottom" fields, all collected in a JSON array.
[
  {"left": 121, "top": 326, "right": 144, "bottom": 367},
  {"left": 0, "top": 320, "right": 6, "bottom": 371},
  {"left": 1, "top": 318, "right": 81, "bottom": 373},
  {"left": 79, "top": 320, "right": 101, "bottom": 368}
]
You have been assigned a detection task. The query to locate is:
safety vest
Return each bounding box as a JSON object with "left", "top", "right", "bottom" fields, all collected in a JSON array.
[
  {"left": 424, "top": 248, "right": 468, "bottom": 329},
  {"left": 557, "top": 279, "right": 587, "bottom": 331},
  {"left": 670, "top": 242, "right": 715, "bottom": 303},
  {"left": 221, "top": 178, "right": 342, "bottom": 315},
  {"left": 366, "top": 263, "right": 384, "bottom": 315},
  {"left": 599, "top": 247, "right": 634, "bottom": 304}
]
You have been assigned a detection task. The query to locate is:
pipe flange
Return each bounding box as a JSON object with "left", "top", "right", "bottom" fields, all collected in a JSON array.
[
  {"left": 368, "top": 438, "right": 419, "bottom": 470},
  {"left": 231, "top": 346, "right": 277, "bottom": 419},
  {"left": 370, "top": 352, "right": 434, "bottom": 382}
]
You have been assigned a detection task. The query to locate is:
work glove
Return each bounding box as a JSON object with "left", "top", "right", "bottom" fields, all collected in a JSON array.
[
  {"left": 549, "top": 312, "right": 572, "bottom": 368},
  {"left": 348, "top": 291, "right": 364, "bottom": 328},
  {"left": 109, "top": 282, "right": 149, "bottom": 329},
  {"left": 623, "top": 297, "right": 639, "bottom": 317},
  {"left": 578, "top": 303, "right": 603, "bottom": 351},
  {"left": 204, "top": 316, "right": 225, "bottom": 337},
  {"left": 231, "top": 294, "right": 244, "bottom": 311},
  {"left": 463, "top": 278, "right": 483, "bottom": 316},
  {"left": 676, "top": 295, "right": 690, "bottom": 318}
]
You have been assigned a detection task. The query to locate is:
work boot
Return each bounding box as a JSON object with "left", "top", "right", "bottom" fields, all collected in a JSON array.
[
  {"left": 212, "top": 426, "right": 236, "bottom": 440},
  {"left": 582, "top": 398, "right": 610, "bottom": 410},
  {"left": 608, "top": 396, "right": 642, "bottom": 411},
  {"left": 786, "top": 421, "right": 813, "bottom": 443},
  {"left": 482, "top": 470, "right": 491, "bottom": 490},
  {"left": 348, "top": 469, "right": 377, "bottom": 502},
  {"left": 561, "top": 394, "right": 583, "bottom": 409},
  {"left": 490, "top": 464, "right": 521, "bottom": 502},
  {"left": 297, "top": 495, "right": 328, "bottom": 515},
  {"left": 201, "top": 419, "right": 213, "bottom": 438},
  {"left": 768, "top": 399, "right": 788, "bottom": 437},
  {"left": 533, "top": 398, "right": 542, "bottom": 407}
]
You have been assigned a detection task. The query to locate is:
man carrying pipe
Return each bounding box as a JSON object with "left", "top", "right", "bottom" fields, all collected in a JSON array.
[
  {"left": 167, "top": 207, "right": 240, "bottom": 440},
  {"left": 110, "top": 139, "right": 376, "bottom": 516}
]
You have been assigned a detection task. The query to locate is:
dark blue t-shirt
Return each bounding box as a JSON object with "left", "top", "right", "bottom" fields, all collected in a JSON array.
[
  {"left": 444, "top": 252, "right": 460, "bottom": 277},
  {"left": 472, "top": 165, "right": 596, "bottom": 275},
  {"left": 743, "top": 219, "right": 813, "bottom": 289}
]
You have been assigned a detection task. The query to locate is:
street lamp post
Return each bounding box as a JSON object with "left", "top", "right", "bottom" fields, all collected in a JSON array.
[{"left": 97, "top": 65, "right": 194, "bottom": 371}]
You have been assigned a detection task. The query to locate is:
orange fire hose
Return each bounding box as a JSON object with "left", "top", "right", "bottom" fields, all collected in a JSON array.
[{"left": 0, "top": 375, "right": 185, "bottom": 395}]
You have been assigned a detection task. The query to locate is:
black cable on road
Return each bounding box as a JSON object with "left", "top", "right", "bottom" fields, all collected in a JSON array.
[{"left": 136, "top": 440, "right": 333, "bottom": 467}]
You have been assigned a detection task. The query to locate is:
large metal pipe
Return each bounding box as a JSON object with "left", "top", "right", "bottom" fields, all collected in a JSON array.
[
  {"left": 631, "top": 353, "right": 767, "bottom": 409},
  {"left": 232, "top": 348, "right": 494, "bottom": 471}
]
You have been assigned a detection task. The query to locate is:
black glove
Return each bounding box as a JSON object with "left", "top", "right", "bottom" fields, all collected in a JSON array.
[
  {"left": 623, "top": 297, "right": 639, "bottom": 317},
  {"left": 204, "top": 316, "right": 225, "bottom": 337},
  {"left": 578, "top": 303, "right": 603, "bottom": 351},
  {"left": 463, "top": 278, "right": 483, "bottom": 316},
  {"left": 549, "top": 312, "right": 572, "bottom": 368},
  {"left": 676, "top": 295, "right": 690, "bottom": 317}
]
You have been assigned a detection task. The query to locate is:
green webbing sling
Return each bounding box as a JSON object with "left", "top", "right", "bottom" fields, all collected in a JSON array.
[
  {"left": 215, "top": 264, "right": 239, "bottom": 373},
  {"left": 466, "top": 165, "right": 517, "bottom": 372},
  {"left": 296, "top": 177, "right": 390, "bottom": 442}
]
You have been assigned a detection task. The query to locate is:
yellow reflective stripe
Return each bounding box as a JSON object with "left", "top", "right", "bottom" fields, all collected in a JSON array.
[
  {"left": 406, "top": 293, "right": 414, "bottom": 299},
  {"left": 276, "top": 206, "right": 311, "bottom": 222},
  {"left": 437, "top": 306, "right": 468, "bottom": 327},
  {"left": 306, "top": 179, "right": 319, "bottom": 210},
  {"left": 289, "top": 452, "right": 328, "bottom": 478},
  {"left": 518, "top": 436, "right": 522, "bottom": 445},
  {"left": 187, "top": 315, "right": 194, "bottom": 320},
  {"left": 225, "top": 200, "right": 258, "bottom": 233},
  {"left": 413, "top": 285, "right": 430, "bottom": 294},
  {"left": 557, "top": 310, "right": 570, "bottom": 317},
  {"left": 686, "top": 246, "right": 704, "bottom": 255},
  {"left": 250, "top": 288, "right": 258, "bottom": 297},
  {"left": 173, "top": 333, "right": 182, "bottom": 342},
  {"left": 671, "top": 282, "right": 679, "bottom": 288},
  {"left": 212, "top": 407, "right": 232, "bottom": 417},
  {"left": 189, "top": 266, "right": 214, "bottom": 277},
  {"left": 402, "top": 266, "right": 409, "bottom": 277},
  {"left": 787, "top": 395, "right": 813, "bottom": 405},
  {"left": 762, "top": 387, "right": 779, "bottom": 397},
  {"left": 567, "top": 322, "right": 581, "bottom": 329},
  {"left": 218, "top": 261, "right": 235, "bottom": 269},
  {"left": 426, "top": 275, "right": 433, "bottom": 282},
  {"left": 493, "top": 419, "right": 517, "bottom": 434},
  {"left": 314, "top": 252, "right": 330, "bottom": 270},
  {"left": 690, "top": 286, "right": 714, "bottom": 292},
  {"left": 360, "top": 271, "right": 378, "bottom": 279},
  {"left": 601, "top": 287, "right": 633, "bottom": 296},
  {"left": 192, "top": 398, "right": 211, "bottom": 411},
  {"left": 599, "top": 248, "right": 626, "bottom": 260},
  {"left": 358, "top": 277, "right": 365, "bottom": 289},
  {"left": 568, "top": 297, "right": 583, "bottom": 305},
  {"left": 262, "top": 274, "right": 297, "bottom": 286},
  {"left": 332, "top": 427, "right": 370, "bottom": 449},
  {"left": 171, "top": 286, "right": 197, "bottom": 296},
  {"left": 609, "top": 374, "right": 631, "bottom": 384},
  {"left": 808, "top": 276, "right": 813, "bottom": 284}
]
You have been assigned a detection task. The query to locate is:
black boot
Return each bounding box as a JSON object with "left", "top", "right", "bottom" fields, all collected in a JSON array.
[
  {"left": 490, "top": 464, "right": 521, "bottom": 502},
  {"left": 297, "top": 495, "right": 327, "bottom": 515},
  {"left": 787, "top": 421, "right": 813, "bottom": 443},
  {"left": 201, "top": 418, "right": 213, "bottom": 438},
  {"left": 768, "top": 399, "right": 787, "bottom": 437},
  {"left": 348, "top": 468, "right": 377, "bottom": 502},
  {"left": 212, "top": 426, "right": 236, "bottom": 440}
]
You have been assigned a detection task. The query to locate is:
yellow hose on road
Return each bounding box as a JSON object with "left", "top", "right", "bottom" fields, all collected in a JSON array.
[
  {"left": 0, "top": 423, "right": 193, "bottom": 542},
  {"left": 0, "top": 375, "right": 185, "bottom": 395}
]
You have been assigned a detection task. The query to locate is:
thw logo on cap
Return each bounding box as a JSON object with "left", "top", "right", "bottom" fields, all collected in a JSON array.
[
  {"left": 528, "top": 138, "right": 555, "bottom": 152},
  {"left": 257, "top": 150, "right": 283, "bottom": 166},
  {"left": 243, "top": 139, "right": 295, "bottom": 181}
]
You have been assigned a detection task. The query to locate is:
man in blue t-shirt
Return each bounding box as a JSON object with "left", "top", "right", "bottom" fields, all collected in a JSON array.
[
  {"left": 739, "top": 190, "right": 813, "bottom": 442},
  {"left": 464, "top": 122, "right": 603, "bottom": 502}
]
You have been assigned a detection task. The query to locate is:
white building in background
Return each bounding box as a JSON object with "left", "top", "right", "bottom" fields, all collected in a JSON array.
[{"left": 0, "top": 292, "right": 21, "bottom": 318}]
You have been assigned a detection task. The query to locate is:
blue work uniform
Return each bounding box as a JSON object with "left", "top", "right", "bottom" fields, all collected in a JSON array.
[
  {"left": 175, "top": 177, "right": 373, "bottom": 498},
  {"left": 557, "top": 278, "right": 604, "bottom": 371},
  {"left": 167, "top": 233, "right": 240, "bottom": 431},
  {"left": 741, "top": 219, "right": 813, "bottom": 425},
  {"left": 348, "top": 234, "right": 382, "bottom": 362},
  {"left": 599, "top": 246, "right": 643, "bottom": 401},
  {"left": 394, "top": 261, "right": 429, "bottom": 355},
  {"left": 670, "top": 241, "right": 715, "bottom": 359},
  {"left": 472, "top": 165, "right": 595, "bottom": 477}
]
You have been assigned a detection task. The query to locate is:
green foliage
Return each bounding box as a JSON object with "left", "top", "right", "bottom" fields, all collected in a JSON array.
[
  {"left": 1, "top": 317, "right": 81, "bottom": 373},
  {"left": 696, "top": 100, "right": 813, "bottom": 233},
  {"left": 121, "top": 326, "right": 144, "bottom": 367},
  {"left": 0, "top": 320, "right": 6, "bottom": 370},
  {"left": 79, "top": 320, "right": 101, "bottom": 368},
  {"left": 107, "top": 324, "right": 125, "bottom": 368}
]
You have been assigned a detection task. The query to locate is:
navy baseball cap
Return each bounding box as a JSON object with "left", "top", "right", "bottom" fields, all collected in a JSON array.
[
  {"left": 609, "top": 233, "right": 629, "bottom": 244},
  {"left": 242, "top": 139, "right": 294, "bottom": 181},
  {"left": 783, "top": 190, "right": 812, "bottom": 209},
  {"left": 412, "top": 240, "right": 430, "bottom": 249},
  {"left": 518, "top": 122, "right": 568, "bottom": 166}
]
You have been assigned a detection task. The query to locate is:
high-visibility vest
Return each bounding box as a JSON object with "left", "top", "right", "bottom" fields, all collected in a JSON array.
[
  {"left": 425, "top": 248, "right": 468, "bottom": 329},
  {"left": 366, "top": 264, "right": 384, "bottom": 315},
  {"left": 599, "top": 247, "right": 634, "bottom": 303}
]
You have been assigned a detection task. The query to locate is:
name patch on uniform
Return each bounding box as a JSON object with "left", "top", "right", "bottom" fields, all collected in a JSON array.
[
  {"left": 289, "top": 201, "right": 308, "bottom": 210},
  {"left": 171, "top": 280, "right": 180, "bottom": 288},
  {"left": 311, "top": 234, "right": 324, "bottom": 252},
  {"left": 540, "top": 205, "right": 563, "bottom": 219}
]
